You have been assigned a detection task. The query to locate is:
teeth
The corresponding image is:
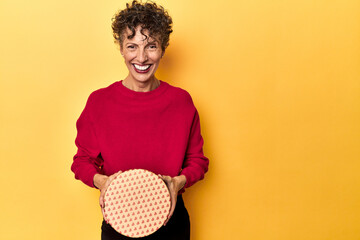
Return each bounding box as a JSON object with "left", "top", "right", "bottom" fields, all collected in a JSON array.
[{"left": 134, "top": 64, "right": 151, "bottom": 71}]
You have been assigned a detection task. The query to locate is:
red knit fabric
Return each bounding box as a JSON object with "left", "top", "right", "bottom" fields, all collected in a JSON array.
[{"left": 71, "top": 80, "right": 209, "bottom": 191}]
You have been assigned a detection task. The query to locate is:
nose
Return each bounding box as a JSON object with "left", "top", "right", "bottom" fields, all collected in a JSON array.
[{"left": 137, "top": 48, "right": 148, "bottom": 63}]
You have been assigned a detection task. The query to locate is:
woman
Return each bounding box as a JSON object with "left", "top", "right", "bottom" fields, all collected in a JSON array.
[{"left": 71, "top": 1, "right": 209, "bottom": 239}]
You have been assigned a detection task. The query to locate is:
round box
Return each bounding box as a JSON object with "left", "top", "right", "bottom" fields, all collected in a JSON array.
[{"left": 103, "top": 169, "right": 171, "bottom": 238}]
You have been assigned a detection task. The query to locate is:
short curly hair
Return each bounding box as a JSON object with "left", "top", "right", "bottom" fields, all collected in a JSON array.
[{"left": 112, "top": 0, "right": 173, "bottom": 52}]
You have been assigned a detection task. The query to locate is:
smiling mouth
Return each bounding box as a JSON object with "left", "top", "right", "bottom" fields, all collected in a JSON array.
[{"left": 133, "top": 64, "right": 151, "bottom": 73}]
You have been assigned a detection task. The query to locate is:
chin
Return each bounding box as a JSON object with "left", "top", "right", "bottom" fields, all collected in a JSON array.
[{"left": 131, "top": 73, "right": 155, "bottom": 83}]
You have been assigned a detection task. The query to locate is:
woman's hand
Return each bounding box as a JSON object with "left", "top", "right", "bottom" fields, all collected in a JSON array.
[
  {"left": 159, "top": 174, "right": 187, "bottom": 226},
  {"left": 93, "top": 171, "right": 122, "bottom": 220}
]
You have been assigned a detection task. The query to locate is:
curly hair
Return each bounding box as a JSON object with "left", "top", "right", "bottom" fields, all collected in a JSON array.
[{"left": 112, "top": 0, "right": 173, "bottom": 52}]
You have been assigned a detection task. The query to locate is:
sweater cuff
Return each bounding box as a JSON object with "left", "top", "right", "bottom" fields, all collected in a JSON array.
[
  {"left": 77, "top": 169, "right": 99, "bottom": 188},
  {"left": 179, "top": 169, "right": 193, "bottom": 189}
]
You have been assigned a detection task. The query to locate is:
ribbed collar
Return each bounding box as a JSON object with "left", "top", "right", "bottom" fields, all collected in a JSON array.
[{"left": 115, "top": 80, "right": 169, "bottom": 100}]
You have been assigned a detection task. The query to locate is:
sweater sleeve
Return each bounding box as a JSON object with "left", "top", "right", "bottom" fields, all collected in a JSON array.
[
  {"left": 71, "top": 93, "right": 103, "bottom": 188},
  {"left": 180, "top": 109, "right": 209, "bottom": 189}
]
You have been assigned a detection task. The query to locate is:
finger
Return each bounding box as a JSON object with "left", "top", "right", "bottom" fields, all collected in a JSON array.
[
  {"left": 101, "top": 171, "right": 122, "bottom": 222},
  {"left": 99, "top": 179, "right": 112, "bottom": 209},
  {"left": 99, "top": 194, "right": 104, "bottom": 208},
  {"left": 164, "top": 187, "right": 177, "bottom": 226},
  {"left": 103, "top": 174, "right": 116, "bottom": 191},
  {"left": 164, "top": 195, "right": 177, "bottom": 225},
  {"left": 159, "top": 174, "right": 171, "bottom": 183},
  {"left": 158, "top": 175, "right": 177, "bottom": 225},
  {"left": 169, "top": 193, "right": 177, "bottom": 217},
  {"left": 107, "top": 174, "right": 116, "bottom": 183},
  {"left": 108, "top": 170, "right": 122, "bottom": 180},
  {"left": 100, "top": 185, "right": 111, "bottom": 208},
  {"left": 100, "top": 172, "right": 122, "bottom": 209},
  {"left": 101, "top": 206, "right": 108, "bottom": 223}
]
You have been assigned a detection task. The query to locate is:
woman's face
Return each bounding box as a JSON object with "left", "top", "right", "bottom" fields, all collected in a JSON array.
[{"left": 120, "top": 26, "right": 163, "bottom": 84}]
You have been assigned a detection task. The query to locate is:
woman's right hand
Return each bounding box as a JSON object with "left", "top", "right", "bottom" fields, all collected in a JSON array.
[{"left": 93, "top": 171, "right": 122, "bottom": 220}]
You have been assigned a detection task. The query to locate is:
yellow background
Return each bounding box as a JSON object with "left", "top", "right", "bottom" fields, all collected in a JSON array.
[{"left": 1, "top": 0, "right": 359, "bottom": 239}]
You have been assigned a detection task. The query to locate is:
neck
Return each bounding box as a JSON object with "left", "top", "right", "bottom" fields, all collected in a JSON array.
[{"left": 122, "top": 76, "right": 160, "bottom": 92}]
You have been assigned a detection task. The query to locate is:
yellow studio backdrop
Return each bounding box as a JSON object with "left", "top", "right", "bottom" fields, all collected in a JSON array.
[{"left": 0, "top": 0, "right": 359, "bottom": 239}]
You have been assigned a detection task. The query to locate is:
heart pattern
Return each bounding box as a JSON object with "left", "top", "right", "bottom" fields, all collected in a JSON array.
[{"left": 104, "top": 169, "right": 171, "bottom": 238}]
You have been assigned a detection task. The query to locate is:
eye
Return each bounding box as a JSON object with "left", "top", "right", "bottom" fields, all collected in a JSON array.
[
  {"left": 148, "top": 44, "right": 157, "bottom": 49},
  {"left": 127, "top": 45, "right": 136, "bottom": 49}
]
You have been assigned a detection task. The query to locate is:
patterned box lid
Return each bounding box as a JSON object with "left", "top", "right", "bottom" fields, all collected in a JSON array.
[{"left": 104, "top": 169, "right": 171, "bottom": 238}]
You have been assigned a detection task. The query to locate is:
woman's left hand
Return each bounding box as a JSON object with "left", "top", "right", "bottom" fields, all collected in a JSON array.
[{"left": 159, "top": 174, "right": 187, "bottom": 226}]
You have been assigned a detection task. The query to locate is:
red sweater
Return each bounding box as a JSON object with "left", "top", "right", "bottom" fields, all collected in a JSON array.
[{"left": 71, "top": 80, "right": 209, "bottom": 191}]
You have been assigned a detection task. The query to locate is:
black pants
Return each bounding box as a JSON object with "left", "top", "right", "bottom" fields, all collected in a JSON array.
[{"left": 101, "top": 195, "right": 190, "bottom": 240}]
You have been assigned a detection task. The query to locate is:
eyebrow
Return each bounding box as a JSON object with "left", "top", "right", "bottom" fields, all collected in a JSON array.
[
  {"left": 125, "top": 41, "right": 159, "bottom": 47},
  {"left": 147, "top": 41, "right": 158, "bottom": 45},
  {"left": 125, "top": 36, "right": 159, "bottom": 43}
]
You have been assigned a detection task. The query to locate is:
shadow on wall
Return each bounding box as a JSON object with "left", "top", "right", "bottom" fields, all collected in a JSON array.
[
  {"left": 156, "top": 39, "right": 184, "bottom": 86},
  {"left": 157, "top": 38, "right": 214, "bottom": 240}
]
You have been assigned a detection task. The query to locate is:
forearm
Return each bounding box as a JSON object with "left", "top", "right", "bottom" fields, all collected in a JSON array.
[
  {"left": 180, "top": 109, "right": 209, "bottom": 189},
  {"left": 71, "top": 156, "right": 102, "bottom": 188},
  {"left": 181, "top": 153, "right": 209, "bottom": 188}
]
